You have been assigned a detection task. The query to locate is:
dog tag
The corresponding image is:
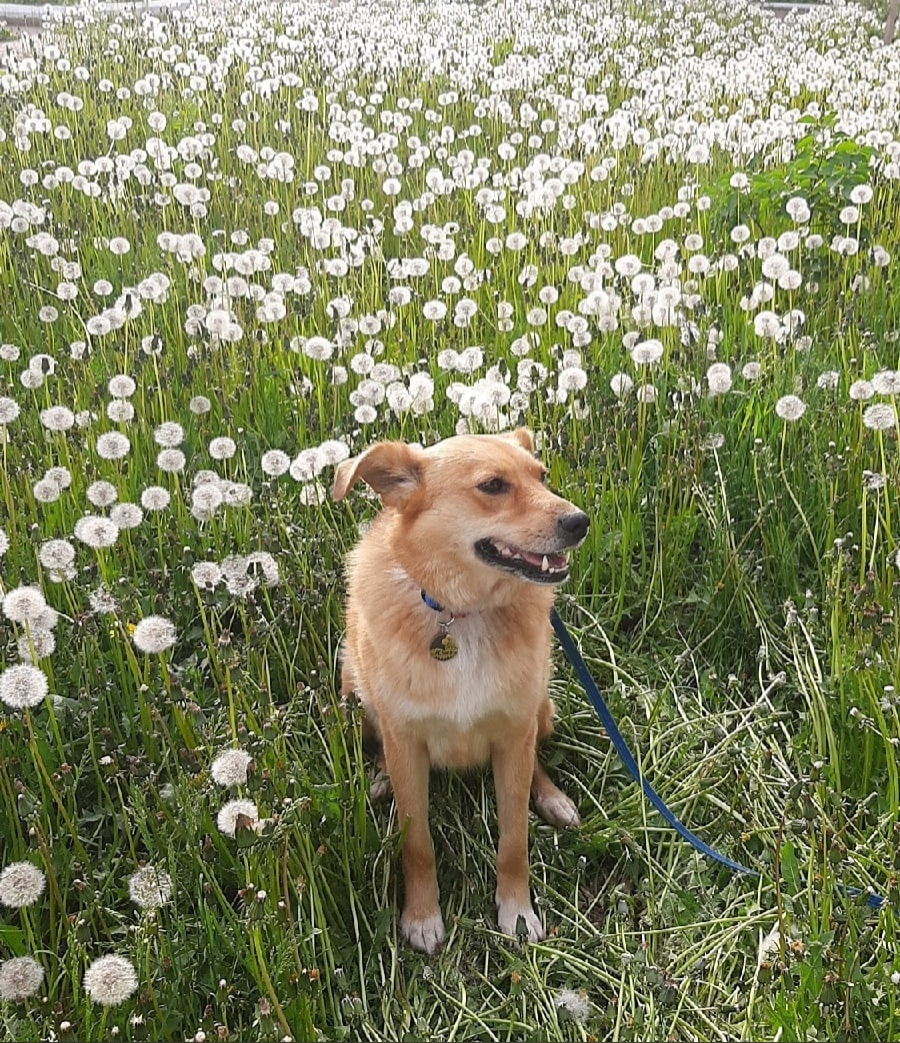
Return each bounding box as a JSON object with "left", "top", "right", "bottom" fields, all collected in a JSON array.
[{"left": 429, "top": 630, "right": 458, "bottom": 661}]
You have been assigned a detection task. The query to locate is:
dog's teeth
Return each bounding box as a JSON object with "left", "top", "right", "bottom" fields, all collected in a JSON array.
[
  {"left": 541, "top": 555, "right": 549, "bottom": 572},
  {"left": 500, "top": 545, "right": 513, "bottom": 558}
]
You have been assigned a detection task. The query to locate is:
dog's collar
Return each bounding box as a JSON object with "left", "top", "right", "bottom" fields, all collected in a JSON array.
[
  {"left": 420, "top": 590, "right": 467, "bottom": 620},
  {"left": 421, "top": 590, "right": 467, "bottom": 661}
]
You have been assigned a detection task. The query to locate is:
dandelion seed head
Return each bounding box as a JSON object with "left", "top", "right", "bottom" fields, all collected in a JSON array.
[
  {"left": 872, "top": 370, "right": 900, "bottom": 396},
  {"left": 211, "top": 748, "right": 252, "bottom": 787},
  {"left": 140, "top": 486, "right": 171, "bottom": 511},
  {"left": 610, "top": 373, "right": 633, "bottom": 398},
  {"left": 132, "top": 615, "right": 176, "bottom": 654},
  {"left": 0, "top": 861, "right": 46, "bottom": 907},
  {"left": 554, "top": 988, "right": 590, "bottom": 1022},
  {"left": 156, "top": 449, "right": 186, "bottom": 473},
  {"left": 217, "top": 798, "right": 259, "bottom": 837},
  {"left": 74, "top": 515, "right": 119, "bottom": 549},
  {"left": 0, "top": 955, "right": 45, "bottom": 1001},
  {"left": 301, "top": 336, "right": 334, "bottom": 361},
  {"left": 154, "top": 422, "right": 185, "bottom": 448},
  {"left": 127, "top": 866, "right": 173, "bottom": 911},
  {"left": 189, "top": 396, "right": 212, "bottom": 415},
  {"left": 18, "top": 630, "right": 56, "bottom": 662},
  {"left": 89, "top": 587, "right": 118, "bottom": 614},
  {"left": 3, "top": 586, "right": 48, "bottom": 624},
  {"left": 209, "top": 436, "right": 236, "bottom": 460},
  {"left": 317, "top": 440, "right": 350, "bottom": 466},
  {"left": 33, "top": 477, "right": 62, "bottom": 503},
  {"left": 82, "top": 954, "right": 138, "bottom": 1006},
  {"left": 86, "top": 481, "right": 118, "bottom": 508},
  {"left": 631, "top": 339, "right": 663, "bottom": 366},
  {"left": 110, "top": 503, "right": 143, "bottom": 529},
  {"left": 706, "top": 363, "right": 733, "bottom": 396},
  {"left": 0, "top": 397, "right": 22, "bottom": 424},
  {"left": 108, "top": 375, "right": 136, "bottom": 398},
  {"left": 775, "top": 394, "right": 807, "bottom": 421},
  {"left": 96, "top": 432, "right": 130, "bottom": 460},
  {"left": 0, "top": 663, "right": 50, "bottom": 710},
  {"left": 40, "top": 405, "right": 75, "bottom": 432},
  {"left": 191, "top": 562, "right": 222, "bottom": 590},
  {"left": 107, "top": 399, "right": 134, "bottom": 423},
  {"left": 862, "top": 403, "right": 896, "bottom": 431},
  {"left": 298, "top": 482, "right": 327, "bottom": 506},
  {"left": 261, "top": 450, "right": 291, "bottom": 477},
  {"left": 849, "top": 380, "right": 875, "bottom": 401}
]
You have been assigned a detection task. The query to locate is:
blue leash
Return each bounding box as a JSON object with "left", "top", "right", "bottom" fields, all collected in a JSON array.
[{"left": 550, "top": 608, "right": 886, "bottom": 910}]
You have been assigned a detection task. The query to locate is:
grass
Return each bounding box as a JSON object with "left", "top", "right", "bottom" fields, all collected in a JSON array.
[{"left": 0, "top": 0, "right": 899, "bottom": 1039}]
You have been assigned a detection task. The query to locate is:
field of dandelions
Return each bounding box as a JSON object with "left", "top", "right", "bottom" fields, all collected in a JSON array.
[{"left": 1, "top": 0, "right": 900, "bottom": 1039}]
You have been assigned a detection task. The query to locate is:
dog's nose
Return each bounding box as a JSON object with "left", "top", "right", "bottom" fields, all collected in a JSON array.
[{"left": 558, "top": 511, "right": 589, "bottom": 543}]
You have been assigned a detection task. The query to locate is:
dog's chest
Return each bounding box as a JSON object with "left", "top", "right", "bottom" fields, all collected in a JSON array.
[{"left": 398, "top": 615, "right": 542, "bottom": 727}]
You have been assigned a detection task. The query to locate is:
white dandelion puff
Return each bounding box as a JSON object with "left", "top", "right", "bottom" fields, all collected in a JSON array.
[
  {"left": 261, "top": 450, "right": 291, "bottom": 477},
  {"left": 554, "top": 988, "right": 591, "bottom": 1023},
  {"left": 82, "top": 954, "right": 138, "bottom": 1006},
  {"left": 127, "top": 866, "right": 173, "bottom": 911},
  {"left": 707, "top": 363, "right": 733, "bottom": 396},
  {"left": 849, "top": 380, "right": 875, "bottom": 402},
  {"left": 191, "top": 562, "right": 222, "bottom": 590},
  {"left": 0, "top": 956, "right": 45, "bottom": 1001},
  {"left": 156, "top": 449, "right": 186, "bottom": 473},
  {"left": 39, "top": 539, "right": 75, "bottom": 571},
  {"left": 154, "top": 422, "right": 185, "bottom": 448},
  {"left": 775, "top": 395, "right": 807, "bottom": 422},
  {"left": 209, "top": 437, "right": 237, "bottom": 461},
  {"left": 74, "top": 516, "right": 119, "bottom": 549},
  {"left": 216, "top": 798, "right": 259, "bottom": 837},
  {"left": 3, "top": 586, "right": 48, "bottom": 624},
  {"left": 96, "top": 432, "right": 130, "bottom": 460},
  {"left": 0, "top": 861, "right": 46, "bottom": 907},
  {"left": 211, "top": 748, "right": 253, "bottom": 787},
  {"left": 631, "top": 339, "right": 663, "bottom": 366},
  {"left": 132, "top": 615, "right": 176, "bottom": 654},
  {"left": 862, "top": 403, "right": 896, "bottom": 431}
]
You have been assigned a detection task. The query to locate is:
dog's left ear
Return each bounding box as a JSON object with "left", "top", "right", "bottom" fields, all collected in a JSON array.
[
  {"left": 501, "top": 427, "right": 535, "bottom": 454},
  {"left": 332, "top": 441, "right": 424, "bottom": 508}
]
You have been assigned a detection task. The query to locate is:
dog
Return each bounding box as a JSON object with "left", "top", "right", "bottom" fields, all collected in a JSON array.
[{"left": 332, "top": 428, "right": 588, "bottom": 954}]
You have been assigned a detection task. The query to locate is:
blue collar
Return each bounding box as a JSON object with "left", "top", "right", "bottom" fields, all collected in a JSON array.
[
  {"left": 420, "top": 590, "right": 445, "bottom": 613},
  {"left": 420, "top": 590, "right": 468, "bottom": 619}
]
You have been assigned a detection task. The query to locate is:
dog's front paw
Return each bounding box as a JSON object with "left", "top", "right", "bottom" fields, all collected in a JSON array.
[
  {"left": 533, "top": 789, "right": 580, "bottom": 829},
  {"left": 401, "top": 909, "right": 446, "bottom": 954},
  {"left": 497, "top": 900, "right": 544, "bottom": 943}
]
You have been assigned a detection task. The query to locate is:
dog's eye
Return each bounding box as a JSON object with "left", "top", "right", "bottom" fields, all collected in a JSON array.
[{"left": 477, "top": 477, "right": 509, "bottom": 495}]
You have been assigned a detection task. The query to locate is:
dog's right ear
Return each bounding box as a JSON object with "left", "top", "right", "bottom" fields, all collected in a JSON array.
[{"left": 332, "top": 442, "right": 424, "bottom": 508}]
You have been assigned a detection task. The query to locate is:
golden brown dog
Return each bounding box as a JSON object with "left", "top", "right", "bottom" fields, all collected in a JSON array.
[{"left": 332, "top": 428, "right": 588, "bottom": 953}]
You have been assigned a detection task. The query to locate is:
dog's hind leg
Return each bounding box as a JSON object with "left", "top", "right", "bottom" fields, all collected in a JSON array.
[
  {"left": 342, "top": 663, "right": 391, "bottom": 801},
  {"left": 361, "top": 710, "right": 392, "bottom": 802},
  {"left": 531, "top": 698, "right": 580, "bottom": 828}
]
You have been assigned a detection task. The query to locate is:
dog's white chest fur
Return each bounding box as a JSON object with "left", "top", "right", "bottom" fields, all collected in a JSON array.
[{"left": 384, "top": 617, "right": 525, "bottom": 767}]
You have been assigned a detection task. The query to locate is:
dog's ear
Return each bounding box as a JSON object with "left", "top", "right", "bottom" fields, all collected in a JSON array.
[
  {"left": 502, "top": 427, "right": 535, "bottom": 454},
  {"left": 332, "top": 442, "right": 424, "bottom": 508}
]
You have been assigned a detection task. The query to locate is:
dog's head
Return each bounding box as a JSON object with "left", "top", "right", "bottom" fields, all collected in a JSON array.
[{"left": 332, "top": 429, "right": 588, "bottom": 589}]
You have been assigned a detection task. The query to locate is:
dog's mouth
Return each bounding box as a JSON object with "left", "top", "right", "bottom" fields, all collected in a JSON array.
[{"left": 474, "top": 538, "right": 570, "bottom": 584}]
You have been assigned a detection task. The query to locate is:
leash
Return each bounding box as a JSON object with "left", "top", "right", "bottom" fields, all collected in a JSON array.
[{"left": 550, "top": 607, "right": 886, "bottom": 910}]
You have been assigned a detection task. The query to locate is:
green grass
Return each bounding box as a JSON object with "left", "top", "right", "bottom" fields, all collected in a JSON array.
[{"left": 1, "top": 0, "right": 899, "bottom": 1039}]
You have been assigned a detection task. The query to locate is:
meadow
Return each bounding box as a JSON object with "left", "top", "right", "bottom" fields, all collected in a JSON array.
[{"left": 1, "top": 0, "right": 899, "bottom": 1038}]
